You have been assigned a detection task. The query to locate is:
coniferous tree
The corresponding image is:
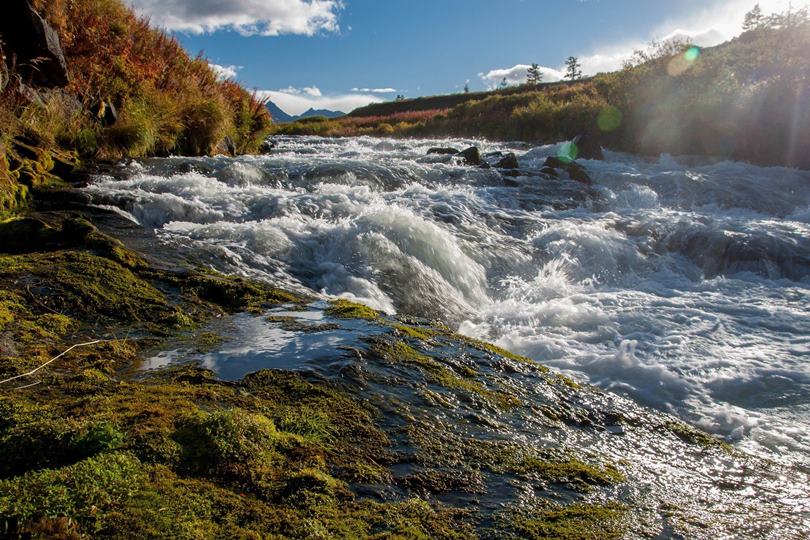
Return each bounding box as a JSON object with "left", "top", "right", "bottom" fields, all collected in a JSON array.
[
  {"left": 499, "top": 77, "right": 509, "bottom": 89},
  {"left": 526, "top": 63, "right": 543, "bottom": 85},
  {"left": 743, "top": 4, "right": 764, "bottom": 31},
  {"left": 564, "top": 56, "right": 583, "bottom": 81}
]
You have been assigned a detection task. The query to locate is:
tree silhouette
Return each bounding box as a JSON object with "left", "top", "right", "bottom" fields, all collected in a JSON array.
[
  {"left": 526, "top": 63, "right": 543, "bottom": 85},
  {"left": 743, "top": 4, "right": 764, "bottom": 31},
  {"left": 564, "top": 57, "right": 583, "bottom": 81},
  {"left": 499, "top": 77, "right": 509, "bottom": 89}
]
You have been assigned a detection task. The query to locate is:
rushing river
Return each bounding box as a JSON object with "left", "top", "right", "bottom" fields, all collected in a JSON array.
[{"left": 86, "top": 135, "right": 810, "bottom": 467}]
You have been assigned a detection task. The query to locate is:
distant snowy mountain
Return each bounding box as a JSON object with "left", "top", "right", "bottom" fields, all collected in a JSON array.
[{"left": 265, "top": 101, "right": 344, "bottom": 123}]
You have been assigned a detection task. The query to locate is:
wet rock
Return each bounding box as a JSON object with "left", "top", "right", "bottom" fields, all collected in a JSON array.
[
  {"left": 0, "top": 0, "right": 69, "bottom": 88},
  {"left": 543, "top": 156, "right": 592, "bottom": 184},
  {"left": 573, "top": 134, "right": 604, "bottom": 160},
  {"left": 30, "top": 187, "right": 92, "bottom": 208},
  {"left": 427, "top": 147, "right": 460, "bottom": 155},
  {"left": 502, "top": 178, "right": 520, "bottom": 187},
  {"left": 259, "top": 140, "right": 277, "bottom": 154},
  {"left": 457, "top": 146, "right": 481, "bottom": 166},
  {"left": 478, "top": 162, "right": 491, "bottom": 169},
  {"left": 502, "top": 169, "right": 522, "bottom": 177},
  {"left": 540, "top": 166, "right": 560, "bottom": 178},
  {"left": 495, "top": 153, "right": 519, "bottom": 169},
  {"left": 89, "top": 100, "right": 118, "bottom": 127},
  {"left": 0, "top": 217, "right": 57, "bottom": 253}
]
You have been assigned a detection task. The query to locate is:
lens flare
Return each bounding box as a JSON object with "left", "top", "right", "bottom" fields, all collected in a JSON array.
[
  {"left": 668, "top": 46, "right": 701, "bottom": 76},
  {"left": 557, "top": 141, "right": 579, "bottom": 162},
  {"left": 598, "top": 106, "right": 623, "bottom": 132}
]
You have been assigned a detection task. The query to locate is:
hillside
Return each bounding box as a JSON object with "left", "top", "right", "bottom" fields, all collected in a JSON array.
[
  {"left": 274, "top": 17, "right": 810, "bottom": 169},
  {"left": 0, "top": 0, "right": 272, "bottom": 214}
]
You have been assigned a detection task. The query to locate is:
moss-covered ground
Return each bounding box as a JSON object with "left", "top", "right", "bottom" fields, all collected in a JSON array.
[{"left": 0, "top": 213, "right": 764, "bottom": 538}]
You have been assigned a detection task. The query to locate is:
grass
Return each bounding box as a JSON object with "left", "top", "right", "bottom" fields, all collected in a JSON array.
[
  {"left": 274, "top": 19, "right": 810, "bottom": 169},
  {"left": 0, "top": 0, "right": 273, "bottom": 213}
]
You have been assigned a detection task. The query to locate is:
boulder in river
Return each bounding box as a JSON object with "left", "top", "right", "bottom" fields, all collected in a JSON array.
[
  {"left": 456, "top": 146, "right": 481, "bottom": 166},
  {"left": 259, "top": 140, "right": 277, "bottom": 154},
  {"left": 573, "top": 134, "right": 604, "bottom": 160},
  {"left": 495, "top": 153, "right": 519, "bottom": 169},
  {"left": 427, "top": 147, "right": 460, "bottom": 155},
  {"left": 0, "top": 0, "right": 70, "bottom": 88},
  {"left": 543, "top": 156, "right": 592, "bottom": 184}
]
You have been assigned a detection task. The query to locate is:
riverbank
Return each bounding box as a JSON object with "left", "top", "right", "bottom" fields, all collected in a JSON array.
[{"left": 272, "top": 16, "right": 810, "bottom": 170}]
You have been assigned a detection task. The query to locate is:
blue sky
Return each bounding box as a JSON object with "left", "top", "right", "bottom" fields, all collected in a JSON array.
[{"left": 127, "top": 0, "right": 799, "bottom": 114}]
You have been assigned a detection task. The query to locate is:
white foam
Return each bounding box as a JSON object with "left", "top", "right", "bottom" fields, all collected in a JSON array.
[{"left": 87, "top": 135, "right": 810, "bottom": 465}]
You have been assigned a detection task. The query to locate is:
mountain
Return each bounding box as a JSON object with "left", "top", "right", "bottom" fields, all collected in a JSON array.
[
  {"left": 265, "top": 100, "right": 295, "bottom": 123},
  {"left": 265, "top": 101, "right": 344, "bottom": 124},
  {"left": 297, "top": 107, "right": 344, "bottom": 120}
]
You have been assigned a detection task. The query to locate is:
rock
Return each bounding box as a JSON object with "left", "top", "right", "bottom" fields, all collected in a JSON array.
[
  {"left": 89, "top": 100, "right": 118, "bottom": 126},
  {"left": 478, "top": 162, "right": 491, "bottom": 170},
  {"left": 542, "top": 156, "right": 592, "bottom": 184},
  {"left": 0, "top": 0, "right": 69, "bottom": 88},
  {"left": 502, "top": 178, "right": 520, "bottom": 187},
  {"left": 259, "top": 140, "right": 276, "bottom": 154},
  {"left": 495, "top": 153, "right": 519, "bottom": 169},
  {"left": 427, "top": 147, "right": 460, "bottom": 155},
  {"left": 540, "top": 166, "right": 560, "bottom": 178},
  {"left": 502, "top": 169, "right": 522, "bottom": 177},
  {"left": 566, "top": 162, "right": 592, "bottom": 184},
  {"left": 223, "top": 136, "right": 237, "bottom": 157},
  {"left": 573, "top": 134, "right": 604, "bottom": 160},
  {"left": 0, "top": 217, "right": 57, "bottom": 253},
  {"left": 457, "top": 146, "right": 481, "bottom": 166}
]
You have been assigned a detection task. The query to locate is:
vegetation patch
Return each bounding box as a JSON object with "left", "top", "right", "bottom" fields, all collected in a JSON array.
[
  {"left": 325, "top": 298, "right": 381, "bottom": 320},
  {"left": 502, "top": 501, "right": 629, "bottom": 540}
]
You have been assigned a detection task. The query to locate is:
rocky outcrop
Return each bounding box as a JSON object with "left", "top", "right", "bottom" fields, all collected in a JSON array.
[
  {"left": 0, "top": 0, "right": 69, "bottom": 88},
  {"left": 573, "top": 134, "right": 604, "bottom": 160},
  {"left": 427, "top": 147, "right": 459, "bottom": 155},
  {"left": 544, "top": 156, "right": 592, "bottom": 184},
  {"left": 495, "top": 152, "right": 519, "bottom": 169},
  {"left": 456, "top": 146, "right": 481, "bottom": 166}
]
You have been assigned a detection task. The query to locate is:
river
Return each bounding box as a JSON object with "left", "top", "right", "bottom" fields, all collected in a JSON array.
[{"left": 85, "top": 135, "right": 810, "bottom": 468}]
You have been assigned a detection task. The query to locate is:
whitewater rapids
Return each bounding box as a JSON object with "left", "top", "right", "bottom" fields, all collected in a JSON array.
[{"left": 86, "top": 135, "right": 810, "bottom": 467}]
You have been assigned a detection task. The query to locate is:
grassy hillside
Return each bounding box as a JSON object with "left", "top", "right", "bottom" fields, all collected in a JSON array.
[
  {"left": 0, "top": 0, "right": 272, "bottom": 213},
  {"left": 275, "top": 17, "right": 810, "bottom": 169}
]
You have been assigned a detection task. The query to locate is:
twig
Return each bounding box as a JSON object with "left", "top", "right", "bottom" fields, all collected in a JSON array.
[{"left": 0, "top": 339, "right": 106, "bottom": 386}]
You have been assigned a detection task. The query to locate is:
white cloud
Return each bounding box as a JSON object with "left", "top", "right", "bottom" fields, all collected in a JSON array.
[
  {"left": 126, "top": 0, "right": 343, "bottom": 36},
  {"left": 257, "top": 88, "right": 383, "bottom": 115},
  {"left": 208, "top": 63, "right": 240, "bottom": 81},
  {"left": 278, "top": 85, "right": 323, "bottom": 97},
  {"left": 351, "top": 87, "right": 397, "bottom": 93},
  {"left": 578, "top": 0, "right": 804, "bottom": 74},
  {"left": 482, "top": 0, "right": 806, "bottom": 81},
  {"left": 479, "top": 64, "right": 563, "bottom": 89}
]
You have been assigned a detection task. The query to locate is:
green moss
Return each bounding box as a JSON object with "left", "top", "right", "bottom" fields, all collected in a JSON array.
[
  {"left": 0, "top": 251, "right": 187, "bottom": 328},
  {"left": 193, "top": 331, "right": 224, "bottom": 352},
  {"left": 0, "top": 452, "right": 146, "bottom": 534},
  {"left": 664, "top": 421, "right": 732, "bottom": 453},
  {"left": 459, "top": 335, "right": 545, "bottom": 369},
  {"left": 325, "top": 298, "right": 380, "bottom": 320},
  {"left": 505, "top": 501, "right": 628, "bottom": 540},
  {"left": 180, "top": 271, "right": 308, "bottom": 313},
  {"left": 392, "top": 322, "right": 440, "bottom": 341}
]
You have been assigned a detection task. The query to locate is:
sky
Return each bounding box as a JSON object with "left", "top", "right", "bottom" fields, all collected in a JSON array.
[{"left": 126, "top": 0, "right": 803, "bottom": 115}]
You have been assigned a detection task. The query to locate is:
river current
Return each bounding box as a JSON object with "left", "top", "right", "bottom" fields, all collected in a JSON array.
[{"left": 86, "top": 135, "right": 810, "bottom": 467}]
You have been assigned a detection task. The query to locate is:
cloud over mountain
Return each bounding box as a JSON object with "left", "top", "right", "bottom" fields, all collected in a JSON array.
[{"left": 257, "top": 86, "right": 383, "bottom": 115}]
